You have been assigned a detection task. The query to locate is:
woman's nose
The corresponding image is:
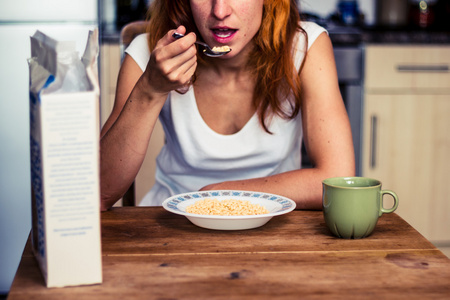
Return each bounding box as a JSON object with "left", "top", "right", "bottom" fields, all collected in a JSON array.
[{"left": 212, "top": 0, "right": 232, "bottom": 20}]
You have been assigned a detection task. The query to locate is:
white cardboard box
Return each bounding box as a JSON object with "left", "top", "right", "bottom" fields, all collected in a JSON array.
[{"left": 29, "top": 30, "right": 102, "bottom": 288}]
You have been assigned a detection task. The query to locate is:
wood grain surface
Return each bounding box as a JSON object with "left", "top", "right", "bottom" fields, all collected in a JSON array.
[{"left": 9, "top": 208, "right": 450, "bottom": 299}]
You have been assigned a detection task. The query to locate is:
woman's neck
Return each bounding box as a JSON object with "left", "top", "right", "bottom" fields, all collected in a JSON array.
[{"left": 199, "top": 41, "right": 255, "bottom": 81}]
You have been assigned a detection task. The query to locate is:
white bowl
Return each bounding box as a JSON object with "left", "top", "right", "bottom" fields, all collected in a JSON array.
[{"left": 162, "top": 190, "right": 296, "bottom": 230}]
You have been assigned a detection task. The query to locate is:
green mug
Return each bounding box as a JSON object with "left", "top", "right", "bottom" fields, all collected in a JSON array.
[{"left": 322, "top": 177, "right": 399, "bottom": 239}]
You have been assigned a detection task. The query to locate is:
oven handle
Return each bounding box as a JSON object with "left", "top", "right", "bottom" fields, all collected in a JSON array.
[{"left": 370, "top": 115, "right": 377, "bottom": 169}]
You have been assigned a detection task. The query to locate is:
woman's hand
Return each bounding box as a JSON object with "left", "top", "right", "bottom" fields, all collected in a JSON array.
[{"left": 140, "top": 26, "right": 198, "bottom": 96}]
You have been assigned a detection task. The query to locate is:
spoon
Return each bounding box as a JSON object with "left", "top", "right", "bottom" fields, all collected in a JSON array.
[{"left": 172, "top": 32, "right": 231, "bottom": 57}]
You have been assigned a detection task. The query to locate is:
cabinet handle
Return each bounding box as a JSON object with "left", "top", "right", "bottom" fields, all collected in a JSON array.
[
  {"left": 370, "top": 115, "right": 377, "bottom": 169},
  {"left": 397, "top": 65, "right": 449, "bottom": 73}
]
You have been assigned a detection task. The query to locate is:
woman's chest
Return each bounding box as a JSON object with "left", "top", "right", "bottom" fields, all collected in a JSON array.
[
  {"left": 161, "top": 89, "right": 303, "bottom": 169},
  {"left": 193, "top": 80, "right": 256, "bottom": 135}
]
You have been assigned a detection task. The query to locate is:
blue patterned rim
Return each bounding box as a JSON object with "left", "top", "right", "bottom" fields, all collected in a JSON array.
[{"left": 162, "top": 190, "right": 296, "bottom": 219}]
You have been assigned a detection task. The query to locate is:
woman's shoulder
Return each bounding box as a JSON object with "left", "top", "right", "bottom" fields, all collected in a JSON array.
[
  {"left": 299, "top": 21, "right": 328, "bottom": 50},
  {"left": 124, "top": 33, "right": 150, "bottom": 72},
  {"left": 300, "top": 21, "right": 327, "bottom": 34}
]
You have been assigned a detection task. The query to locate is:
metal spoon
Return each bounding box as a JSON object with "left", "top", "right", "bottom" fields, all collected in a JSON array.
[{"left": 172, "top": 32, "right": 231, "bottom": 57}]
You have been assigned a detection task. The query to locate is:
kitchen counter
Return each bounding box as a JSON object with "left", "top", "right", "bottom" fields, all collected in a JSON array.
[
  {"left": 328, "top": 24, "right": 450, "bottom": 45},
  {"left": 100, "top": 29, "right": 120, "bottom": 44},
  {"left": 102, "top": 26, "right": 450, "bottom": 46},
  {"left": 362, "top": 28, "right": 450, "bottom": 44}
]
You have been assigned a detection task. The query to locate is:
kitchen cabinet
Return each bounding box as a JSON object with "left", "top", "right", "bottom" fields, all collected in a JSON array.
[
  {"left": 100, "top": 42, "right": 121, "bottom": 128},
  {"left": 362, "top": 45, "right": 450, "bottom": 243}
]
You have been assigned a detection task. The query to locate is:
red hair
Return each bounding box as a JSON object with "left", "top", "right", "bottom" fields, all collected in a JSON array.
[{"left": 146, "top": 0, "right": 305, "bottom": 132}]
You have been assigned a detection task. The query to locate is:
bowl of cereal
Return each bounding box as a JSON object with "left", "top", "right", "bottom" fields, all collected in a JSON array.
[{"left": 162, "top": 190, "right": 296, "bottom": 230}]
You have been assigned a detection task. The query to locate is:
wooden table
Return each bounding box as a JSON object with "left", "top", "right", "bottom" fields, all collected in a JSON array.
[{"left": 8, "top": 207, "right": 450, "bottom": 299}]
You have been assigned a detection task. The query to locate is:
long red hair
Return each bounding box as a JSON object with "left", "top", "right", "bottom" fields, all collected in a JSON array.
[{"left": 146, "top": 0, "right": 305, "bottom": 132}]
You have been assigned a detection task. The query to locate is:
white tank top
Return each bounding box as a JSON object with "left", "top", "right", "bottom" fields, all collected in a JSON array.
[{"left": 126, "top": 22, "right": 327, "bottom": 205}]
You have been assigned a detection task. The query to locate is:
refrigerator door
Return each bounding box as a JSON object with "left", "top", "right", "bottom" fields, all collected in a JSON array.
[
  {"left": 0, "top": 23, "right": 97, "bottom": 294},
  {"left": 0, "top": 0, "right": 98, "bottom": 22}
]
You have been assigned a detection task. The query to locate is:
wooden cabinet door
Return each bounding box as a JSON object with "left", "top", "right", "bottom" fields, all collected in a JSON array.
[
  {"left": 100, "top": 43, "right": 121, "bottom": 127},
  {"left": 362, "top": 94, "right": 450, "bottom": 242},
  {"left": 364, "top": 45, "right": 450, "bottom": 91}
]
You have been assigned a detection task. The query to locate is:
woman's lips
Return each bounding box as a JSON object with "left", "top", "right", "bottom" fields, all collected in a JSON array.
[{"left": 211, "top": 28, "right": 237, "bottom": 44}]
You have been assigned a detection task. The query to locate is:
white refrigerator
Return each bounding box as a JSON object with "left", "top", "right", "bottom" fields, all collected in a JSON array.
[{"left": 0, "top": 0, "right": 98, "bottom": 294}]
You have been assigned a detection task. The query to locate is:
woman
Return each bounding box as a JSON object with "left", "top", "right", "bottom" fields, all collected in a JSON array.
[{"left": 100, "top": 0, "right": 355, "bottom": 211}]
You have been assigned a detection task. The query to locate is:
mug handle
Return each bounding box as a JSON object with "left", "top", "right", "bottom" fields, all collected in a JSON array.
[{"left": 379, "top": 190, "right": 399, "bottom": 216}]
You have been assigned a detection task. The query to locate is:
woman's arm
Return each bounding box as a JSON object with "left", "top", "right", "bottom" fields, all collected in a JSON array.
[
  {"left": 200, "top": 32, "right": 355, "bottom": 210},
  {"left": 100, "top": 27, "right": 198, "bottom": 210}
]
